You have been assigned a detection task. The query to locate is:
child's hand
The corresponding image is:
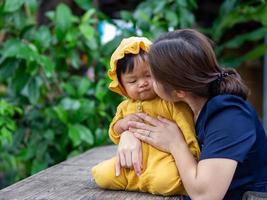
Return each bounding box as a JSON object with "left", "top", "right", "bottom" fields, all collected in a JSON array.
[
  {"left": 115, "top": 131, "right": 142, "bottom": 177},
  {"left": 114, "top": 113, "right": 143, "bottom": 134},
  {"left": 122, "top": 113, "right": 143, "bottom": 130}
]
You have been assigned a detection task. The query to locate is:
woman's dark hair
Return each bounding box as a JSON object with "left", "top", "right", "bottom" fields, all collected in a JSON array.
[
  {"left": 148, "top": 29, "right": 249, "bottom": 99},
  {"left": 116, "top": 50, "right": 147, "bottom": 84}
]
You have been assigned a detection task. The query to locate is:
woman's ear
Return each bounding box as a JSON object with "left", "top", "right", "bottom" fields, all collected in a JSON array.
[{"left": 174, "top": 90, "right": 186, "bottom": 98}]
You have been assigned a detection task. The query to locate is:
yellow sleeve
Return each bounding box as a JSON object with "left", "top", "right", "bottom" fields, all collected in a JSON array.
[
  {"left": 169, "top": 102, "right": 200, "bottom": 160},
  {"left": 108, "top": 100, "right": 128, "bottom": 144}
]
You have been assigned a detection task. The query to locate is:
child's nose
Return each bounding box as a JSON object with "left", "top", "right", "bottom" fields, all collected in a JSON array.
[{"left": 139, "top": 79, "right": 148, "bottom": 87}]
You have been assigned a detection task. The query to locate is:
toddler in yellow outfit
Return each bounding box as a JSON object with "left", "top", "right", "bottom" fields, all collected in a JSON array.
[{"left": 91, "top": 37, "right": 200, "bottom": 196}]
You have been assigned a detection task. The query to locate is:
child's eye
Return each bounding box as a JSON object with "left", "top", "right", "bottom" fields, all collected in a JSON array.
[{"left": 128, "top": 80, "right": 136, "bottom": 83}]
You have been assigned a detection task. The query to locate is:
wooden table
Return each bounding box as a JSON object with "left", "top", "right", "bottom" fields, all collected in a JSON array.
[{"left": 0, "top": 145, "right": 182, "bottom": 200}]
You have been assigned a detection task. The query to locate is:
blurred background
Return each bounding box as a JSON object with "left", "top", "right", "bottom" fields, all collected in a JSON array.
[{"left": 0, "top": 0, "right": 266, "bottom": 189}]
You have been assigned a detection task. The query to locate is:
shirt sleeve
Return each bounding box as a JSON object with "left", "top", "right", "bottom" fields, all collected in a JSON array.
[
  {"left": 171, "top": 102, "right": 200, "bottom": 160},
  {"left": 108, "top": 100, "right": 127, "bottom": 144},
  {"left": 200, "top": 98, "right": 256, "bottom": 162}
]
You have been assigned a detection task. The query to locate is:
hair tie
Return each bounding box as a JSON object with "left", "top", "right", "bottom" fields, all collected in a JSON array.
[{"left": 217, "top": 72, "right": 229, "bottom": 83}]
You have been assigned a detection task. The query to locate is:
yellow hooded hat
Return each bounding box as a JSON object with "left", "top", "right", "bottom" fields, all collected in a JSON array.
[{"left": 108, "top": 37, "right": 152, "bottom": 97}]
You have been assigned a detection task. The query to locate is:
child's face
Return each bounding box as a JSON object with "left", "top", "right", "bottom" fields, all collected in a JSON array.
[{"left": 121, "top": 60, "right": 157, "bottom": 101}]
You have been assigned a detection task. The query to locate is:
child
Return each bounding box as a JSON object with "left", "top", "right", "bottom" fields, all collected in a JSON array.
[{"left": 91, "top": 37, "right": 200, "bottom": 196}]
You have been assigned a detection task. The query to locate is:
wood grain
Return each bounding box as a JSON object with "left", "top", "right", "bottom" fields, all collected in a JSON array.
[{"left": 0, "top": 145, "right": 182, "bottom": 200}]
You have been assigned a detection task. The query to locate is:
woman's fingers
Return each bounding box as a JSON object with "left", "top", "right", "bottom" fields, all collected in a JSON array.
[
  {"left": 133, "top": 131, "right": 154, "bottom": 145},
  {"left": 157, "top": 116, "right": 172, "bottom": 124},
  {"left": 130, "top": 128, "right": 151, "bottom": 137},
  {"left": 128, "top": 121, "right": 154, "bottom": 132},
  {"left": 115, "top": 156, "right": 121, "bottom": 176},
  {"left": 135, "top": 113, "right": 163, "bottom": 126},
  {"left": 132, "top": 114, "right": 144, "bottom": 122}
]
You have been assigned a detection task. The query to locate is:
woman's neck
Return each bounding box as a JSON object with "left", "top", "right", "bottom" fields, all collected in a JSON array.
[{"left": 185, "top": 95, "right": 208, "bottom": 123}]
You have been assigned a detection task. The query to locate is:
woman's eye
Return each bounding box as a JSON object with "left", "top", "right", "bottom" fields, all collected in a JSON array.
[{"left": 146, "top": 74, "right": 151, "bottom": 78}]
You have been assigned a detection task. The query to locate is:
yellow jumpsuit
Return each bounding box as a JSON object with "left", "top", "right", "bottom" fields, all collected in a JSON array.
[
  {"left": 92, "top": 98, "right": 200, "bottom": 195},
  {"left": 91, "top": 37, "right": 200, "bottom": 196}
]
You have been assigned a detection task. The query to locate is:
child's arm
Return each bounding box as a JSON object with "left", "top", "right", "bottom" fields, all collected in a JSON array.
[
  {"left": 114, "top": 113, "right": 143, "bottom": 134},
  {"left": 109, "top": 101, "right": 126, "bottom": 144},
  {"left": 109, "top": 100, "right": 142, "bottom": 144}
]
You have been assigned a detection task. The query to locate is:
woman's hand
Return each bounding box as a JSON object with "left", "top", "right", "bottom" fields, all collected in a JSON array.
[
  {"left": 128, "top": 113, "right": 184, "bottom": 154},
  {"left": 115, "top": 131, "right": 142, "bottom": 176}
]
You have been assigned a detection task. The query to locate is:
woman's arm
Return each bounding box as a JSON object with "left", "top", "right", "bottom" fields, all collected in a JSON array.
[
  {"left": 171, "top": 140, "right": 237, "bottom": 200},
  {"left": 129, "top": 114, "right": 237, "bottom": 200}
]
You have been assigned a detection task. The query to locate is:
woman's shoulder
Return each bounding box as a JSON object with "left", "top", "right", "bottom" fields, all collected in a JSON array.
[
  {"left": 206, "top": 94, "right": 253, "bottom": 114},
  {"left": 197, "top": 94, "right": 256, "bottom": 129}
]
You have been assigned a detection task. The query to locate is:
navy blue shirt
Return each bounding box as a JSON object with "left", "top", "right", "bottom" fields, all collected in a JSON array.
[{"left": 196, "top": 95, "right": 267, "bottom": 200}]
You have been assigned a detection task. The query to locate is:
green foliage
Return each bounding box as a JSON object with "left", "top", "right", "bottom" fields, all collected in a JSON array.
[
  {"left": 206, "top": 0, "right": 267, "bottom": 67},
  {"left": 119, "top": 0, "right": 197, "bottom": 39},
  {"left": 0, "top": 100, "right": 22, "bottom": 187},
  {"left": 0, "top": 0, "right": 120, "bottom": 188}
]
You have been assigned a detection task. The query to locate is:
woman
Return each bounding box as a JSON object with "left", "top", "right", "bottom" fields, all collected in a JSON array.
[{"left": 115, "top": 29, "right": 267, "bottom": 200}]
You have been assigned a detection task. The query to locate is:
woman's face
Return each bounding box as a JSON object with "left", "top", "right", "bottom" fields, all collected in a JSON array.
[{"left": 152, "top": 78, "right": 178, "bottom": 102}]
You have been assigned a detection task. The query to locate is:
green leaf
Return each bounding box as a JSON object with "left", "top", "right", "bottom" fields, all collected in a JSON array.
[
  {"left": 62, "top": 82, "right": 77, "bottom": 97},
  {"left": 79, "top": 24, "right": 95, "bottom": 41},
  {"left": 211, "top": 2, "right": 267, "bottom": 41},
  {"left": 61, "top": 98, "right": 81, "bottom": 110},
  {"left": 81, "top": 9, "right": 96, "bottom": 23},
  {"left": 220, "top": 44, "right": 267, "bottom": 67},
  {"left": 44, "top": 130, "right": 55, "bottom": 142},
  {"left": 75, "top": 124, "right": 94, "bottom": 145},
  {"left": 17, "top": 146, "right": 35, "bottom": 161},
  {"left": 68, "top": 124, "right": 81, "bottom": 146},
  {"left": 6, "top": 120, "right": 16, "bottom": 131},
  {"left": 69, "top": 50, "right": 80, "bottom": 69},
  {"left": 55, "top": 4, "right": 72, "bottom": 40},
  {"left": 74, "top": 0, "right": 92, "bottom": 10},
  {"left": 95, "top": 79, "right": 107, "bottom": 101},
  {"left": 39, "top": 56, "right": 54, "bottom": 78},
  {"left": 21, "top": 77, "right": 42, "bottom": 104},
  {"left": 34, "top": 26, "right": 52, "bottom": 51},
  {"left": 0, "top": 127, "right": 13, "bottom": 145},
  {"left": 77, "top": 78, "right": 90, "bottom": 97},
  {"left": 4, "top": 0, "right": 25, "bottom": 12},
  {"left": 227, "top": 27, "right": 266, "bottom": 48},
  {"left": 165, "top": 11, "right": 178, "bottom": 27},
  {"left": 0, "top": 59, "right": 19, "bottom": 81},
  {"left": 243, "top": 44, "right": 267, "bottom": 61},
  {"left": 1, "top": 39, "right": 54, "bottom": 77},
  {"left": 10, "top": 65, "right": 30, "bottom": 94},
  {"left": 67, "top": 150, "right": 81, "bottom": 158},
  {"left": 120, "top": 11, "right": 133, "bottom": 21},
  {"left": 154, "top": 1, "right": 166, "bottom": 13},
  {"left": 31, "top": 159, "right": 48, "bottom": 174},
  {"left": 54, "top": 106, "right": 68, "bottom": 124},
  {"left": 94, "top": 128, "right": 107, "bottom": 145}
]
